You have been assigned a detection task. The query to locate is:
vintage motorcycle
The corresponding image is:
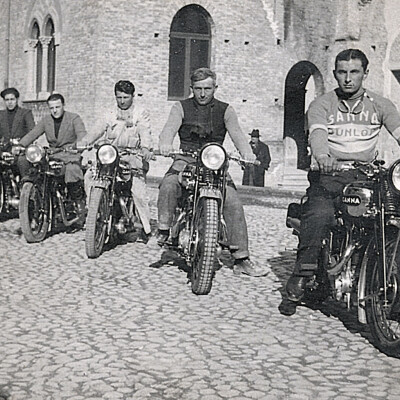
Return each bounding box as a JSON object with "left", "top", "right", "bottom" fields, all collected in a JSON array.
[
  {"left": 85, "top": 144, "right": 146, "bottom": 258},
  {"left": 286, "top": 160, "right": 400, "bottom": 356},
  {"left": 18, "top": 144, "right": 85, "bottom": 243},
  {"left": 160, "top": 143, "right": 254, "bottom": 296},
  {"left": 0, "top": 139, "right": 20, "bottom": 216}
]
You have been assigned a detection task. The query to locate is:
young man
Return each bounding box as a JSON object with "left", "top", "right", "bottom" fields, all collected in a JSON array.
[
  {"left": 77, "top": 80, "right": 153, "bottom": 243},
  {"left": 242, "top": 129, "right": 271, "bottom": 187},
  {"left": 18, "top": 93, "right": 87, "bottom": 220},
  {"left": 286, "top": 48, "right": 400, "bottom": 302},
  {"left": 157, "top": 67, "right": 266, "bottom": 277},
  {"left": 0, "top": 87, "right": 35, "bottom": 176}
]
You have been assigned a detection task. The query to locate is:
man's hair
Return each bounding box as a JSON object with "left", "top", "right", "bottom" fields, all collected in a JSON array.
[
  {"left": 114, "top": 80, "right": 135, "bottom": 95},
  {"left": 190, "top": 68, "right": 216, "bottom": 85},
  {"left": 1, "top": 87, "right": 19, "bottom": 99},
  {"left": 47, "top": 93, "right": 65, "bottom": 104},
  {"left": 335, "top": 49, "right": 369, "bottom": 71}
]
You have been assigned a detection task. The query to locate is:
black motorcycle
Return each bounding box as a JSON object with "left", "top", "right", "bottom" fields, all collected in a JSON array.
[
  {"left": 0, "top": 139, "right": 20, "bottom": 216},
  {"left": 85, "top": 144, "right": 145, "bottom": 258},
  {"left": 286, "top": 160, "right": 400, "bottom": 356},
  {"left": 160, "top": 142, "right": 253, "bottom": 295},
  {"left": 18, "top": 144, "right": 85, "bottom": 243}
]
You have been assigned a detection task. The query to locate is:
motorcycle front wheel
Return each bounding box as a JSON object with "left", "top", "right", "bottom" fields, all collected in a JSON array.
[
  {"left": 190, "top": 198, "right": 218, "bottom": 295},
  {"left": 85, "top": 187, "right": 109, "bottom": 258},
  {"left": 19, "top": 181, "right": 50, "bottom": 243},
  {"left": 367, "top": 236, "right": 400, "bottom": 357}
]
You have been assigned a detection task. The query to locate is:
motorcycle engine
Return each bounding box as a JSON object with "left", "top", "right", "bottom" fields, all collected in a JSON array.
[
  {"left": 342, "top": 181, "right": 374, "bottom": 217},
  {"left": 178, "top": 227, "right": 190, "bottom": 252}
]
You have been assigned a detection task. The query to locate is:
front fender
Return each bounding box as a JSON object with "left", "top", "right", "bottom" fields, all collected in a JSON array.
[
  {"left": 358, "top": 238, "right": 375, "bottom": 324},
  {"left": 198, "top": 187, "right": 222, "bottom": 201},
  {"left": 93, "top": 179, "right": 111, "bottom": 190}
]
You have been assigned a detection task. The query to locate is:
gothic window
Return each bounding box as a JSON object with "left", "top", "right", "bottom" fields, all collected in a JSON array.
[
  {"left": 45, "top": 18, "right": 56, "bottom": 94},
  {"left": 25, "top": 0, "right": 61, "bottom": 101},
  {"left": 168, "top": 5, "right": 212, "bottom": 100}
]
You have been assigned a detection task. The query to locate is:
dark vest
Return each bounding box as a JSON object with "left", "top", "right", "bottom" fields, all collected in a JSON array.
[{"left": 178, "top": 98, "right": 229, "bottom": 151}]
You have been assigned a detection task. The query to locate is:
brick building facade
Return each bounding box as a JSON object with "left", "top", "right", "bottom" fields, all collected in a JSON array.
[{"left": 1, "top": 0, "right": 400, "bottom": 187}]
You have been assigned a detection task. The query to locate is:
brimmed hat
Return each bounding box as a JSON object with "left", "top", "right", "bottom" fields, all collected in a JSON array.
[{"left": 249, "top": 129, "right": 260, "bottom": 138}]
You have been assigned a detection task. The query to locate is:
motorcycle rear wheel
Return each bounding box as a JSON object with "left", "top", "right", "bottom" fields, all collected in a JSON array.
[
  {"left": 19, "top": 181, "right": 50, "bottom": 243},
  {"left": 367, "top": 237, "right": 400, "bottom": 356},
  {"left": 190, "top": 198, "right": 218, "bottom": 295},
  {"left": 85, "top": 187, "right": 109, "bottom": 258}
]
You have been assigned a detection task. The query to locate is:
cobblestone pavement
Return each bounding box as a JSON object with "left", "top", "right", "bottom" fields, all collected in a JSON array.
[{"left": 1, "top": 187, "right": 400, "bottom": 400}]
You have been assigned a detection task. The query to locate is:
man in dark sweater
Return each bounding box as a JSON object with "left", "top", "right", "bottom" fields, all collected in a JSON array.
[
  {"left": 157, "top": 68, "right": 266, "bottom": 276},
  {"left": 0, "top": 87, "right": 35, "bottom": 176}
]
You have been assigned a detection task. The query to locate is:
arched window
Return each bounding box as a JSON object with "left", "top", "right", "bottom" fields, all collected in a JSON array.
[
  {"left": 168, "top": 5, "right": 212, "bottom": 100},
  {"left": 31, "top": 22, "right": 42, "bottom": 96},
  {"left": 45, "top": 18, "right": 56, "bottom": 94}
]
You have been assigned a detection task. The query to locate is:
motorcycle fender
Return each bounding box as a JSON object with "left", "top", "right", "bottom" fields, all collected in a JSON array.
[
  {"left": 198, "top": 187, "right": 222, "bottom": 201},
  {"left": 357, "top": 238, "right": 374, "bottom": 324},
  {"left": 93, "top": 179, "right": 111, "bottom": 190}
]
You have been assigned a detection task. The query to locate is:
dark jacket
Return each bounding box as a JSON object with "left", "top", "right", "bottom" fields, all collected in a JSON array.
[
  {"left": 0, "top": 107, "right": 35, "bottom": 143},
  {"left": 242, "top": 140, "right": 271, "bottom": 187}
]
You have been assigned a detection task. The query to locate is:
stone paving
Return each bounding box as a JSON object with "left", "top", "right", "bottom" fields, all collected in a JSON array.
[{"left": 1, "top": 187, "right": 400, "bottom": 399}]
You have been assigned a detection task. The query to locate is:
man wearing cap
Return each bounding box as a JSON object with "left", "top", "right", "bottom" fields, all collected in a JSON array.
[
  {"left": 242, "top": 129, "right": 271, "bottom": 187},
  {"left": 0, "top": 87, "right": 35, "bottom": 176}
]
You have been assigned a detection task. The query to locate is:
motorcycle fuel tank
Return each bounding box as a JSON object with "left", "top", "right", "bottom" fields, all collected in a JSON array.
[{"left": 341, "top": 182, "right": 374, "bottom": 217}]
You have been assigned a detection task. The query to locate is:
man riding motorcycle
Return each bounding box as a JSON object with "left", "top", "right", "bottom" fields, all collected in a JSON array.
[
  {"left": 77, "top": 80, "right": 153, "bottom": 243},
  {"left": 157, "top": 67, "right": 266, "bottom": 277},
  {"left": 17, "top": 93, "right": 87, "bottom": 226},
  {"left": 286, "top": 48, "right": 400, "bottom": 302}
]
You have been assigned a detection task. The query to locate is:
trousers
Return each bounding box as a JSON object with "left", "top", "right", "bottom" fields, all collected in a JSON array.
[{"left": 157, "top": 161, "right": 249, "bottom": 260}]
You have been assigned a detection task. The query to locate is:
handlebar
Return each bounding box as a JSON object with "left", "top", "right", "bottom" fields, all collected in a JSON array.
[{"left": 152, "top": 149, "right": 259, "bottom": 165}]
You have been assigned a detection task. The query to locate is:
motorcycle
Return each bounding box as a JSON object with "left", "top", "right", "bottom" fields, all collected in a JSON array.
[
  {"left": 0, "top": 139, "right": 20, "bottom": 216},
  {"left": 84, "top": 144, "right": 146, "bottom": 258},
  {"left": 286, "top": 160, "right": 400, "bottom": 356},
  {"left": 159, "top": 142, "right": 254, "bottom": 296},
  {"left": 18, "top": 144, "right": 86, "bottom": 243}
]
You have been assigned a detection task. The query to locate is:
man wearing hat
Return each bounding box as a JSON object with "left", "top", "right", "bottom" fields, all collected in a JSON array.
[{"left": 242, "top": 129, "right": 271, "bottom": 187}]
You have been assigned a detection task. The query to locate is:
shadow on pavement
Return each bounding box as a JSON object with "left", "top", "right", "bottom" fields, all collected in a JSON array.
[{"left": 268, "top": 249, "right": 381, "bottom": 352}]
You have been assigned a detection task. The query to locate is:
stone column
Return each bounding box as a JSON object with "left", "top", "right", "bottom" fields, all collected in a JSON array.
[
  {"left": 25, "top": 39, "right": 38, "bottom": 99},
  {"left": 38, "top": 36, "right": 52, "bottom": 100}
]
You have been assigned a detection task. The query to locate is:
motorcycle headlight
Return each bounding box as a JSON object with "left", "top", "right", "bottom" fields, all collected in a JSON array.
[
  {"left": 389, "top": 160, "right": 400, "bottom": 193},
  {"left": 26, "top": 144, "right": 45, "bottom": 163},
  {"left": 200, "top": 143, "right": 226, "bottom": 170},
  {"left": 97, "top": 144, "right": 117, "bottom": 165}
]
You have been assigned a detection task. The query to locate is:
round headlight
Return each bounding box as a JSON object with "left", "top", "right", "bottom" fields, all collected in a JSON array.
[
  {"left": 200, "top": 144, "right": 226, "bottom": 170},
  {"left": 389, "top": 160, "right": 400, "bottom": 193},
  {"left": 97, "top": 144, "right": 117, "bottom": 165},
  {"left": 26, "top": 144, "right": 45, "bottom": 163}
]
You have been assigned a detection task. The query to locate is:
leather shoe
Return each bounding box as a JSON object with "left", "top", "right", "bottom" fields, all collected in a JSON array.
[
  {"left": 286, "top": 275, "right": 307, "bottom": 302},
  {"left": 156, "top": 229, "right": 169, "bottom": 246}
]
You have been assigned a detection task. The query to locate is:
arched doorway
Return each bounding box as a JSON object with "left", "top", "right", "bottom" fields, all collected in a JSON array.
[{"left": 282, "top": 61, "right": 324, "bottom": 187}]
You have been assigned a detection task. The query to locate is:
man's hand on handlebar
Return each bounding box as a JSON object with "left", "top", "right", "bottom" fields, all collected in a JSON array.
[
  {"left": 159, "top": 143, "right": 174, "bottom": 156},
  {"left": 241, "top": 151, "right": 257, "bottom": 164},
  {"left": 315, "top": 154, "right": 340, "bottom": 174},
  {"left": 11, "top": 145, "right": 24, "bottom": 156},
  {"left": 141, "top": 147, "right": 153, "bottom": 162}
]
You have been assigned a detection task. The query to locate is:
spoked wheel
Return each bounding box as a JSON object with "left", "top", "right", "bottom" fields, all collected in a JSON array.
[
  {"left": 190, "top": 198, "right": 219, "bottom": 295},
  {"left": 19, "top": 181, "right": 50, "bottom": 243},
  {"left": 367, "top": 237, "right": 400, "bottom": 356},
  {"left": 85, "top": 187, "right": 109, "bottom": 258}
]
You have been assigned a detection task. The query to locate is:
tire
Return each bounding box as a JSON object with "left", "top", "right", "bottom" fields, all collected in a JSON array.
[
  {"left": 366, "top": 236, "right": 400, "bottom": 356},
  {"left": 190, "top": 198, "right": 218, "bottom": 295},
  {"left": 85, "top": 187, "right": 109, "bottom": 258},
  {"left": 19, "top": 181, "right": 50, "bottom": 243}
]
